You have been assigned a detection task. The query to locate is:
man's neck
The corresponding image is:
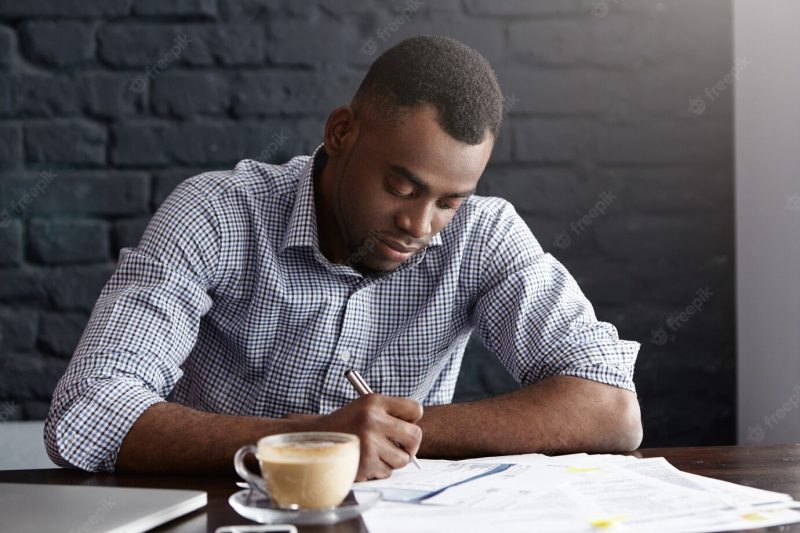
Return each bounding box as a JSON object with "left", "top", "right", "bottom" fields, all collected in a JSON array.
[
  {"left": 312, "top": 149, "right": 348, "bottom": 265},
  {"left": 311, "top": 150, "right": 385, "bottom": 278}
]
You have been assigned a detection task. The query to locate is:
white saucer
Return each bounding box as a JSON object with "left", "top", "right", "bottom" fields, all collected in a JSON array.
[{"left": 228, "top": 489, "right": 381, "bottom": 526}]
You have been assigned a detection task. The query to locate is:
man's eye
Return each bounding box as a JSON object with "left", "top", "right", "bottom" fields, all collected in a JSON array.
[
  {"left": 437, "top": 200, "right": 458, "bottom": 210},
  {"left": 389, "top": 186, "right": 413, "bottom": 197}
]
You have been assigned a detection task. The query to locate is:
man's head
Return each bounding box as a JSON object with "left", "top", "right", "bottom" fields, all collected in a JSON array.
[{"left": 315, "top": 36, "right": 503, "bottom": 273}]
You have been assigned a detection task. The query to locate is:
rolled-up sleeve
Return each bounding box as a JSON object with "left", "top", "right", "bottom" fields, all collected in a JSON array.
[
  {"left": 473, "top": 202, "right": 638, "bottom": 393},
  {"left": 44, "top": 181, "right": 221, "bottom": 471}
]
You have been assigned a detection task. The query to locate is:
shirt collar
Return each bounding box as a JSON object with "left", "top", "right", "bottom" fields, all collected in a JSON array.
[
  {"left": 280, "top": 144, "right": 443, "bottom": 257},
  {"left": 280, "top": 144, "right": 325, "bottom": 252}
]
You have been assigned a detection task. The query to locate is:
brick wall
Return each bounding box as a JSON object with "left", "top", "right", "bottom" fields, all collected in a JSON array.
[{"left": 0, "top": 0, "right": 734, "bottom": 446}]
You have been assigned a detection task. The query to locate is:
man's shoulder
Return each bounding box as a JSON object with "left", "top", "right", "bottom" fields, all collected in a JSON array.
[
  {"left": 436, "top": 193, "right": 527, "bottom": 254},
  {"left": 462, "top": 194, "right": 515, "bottom": 217},
  {"left": 182, "top": 155, "right": 311, "bottom": 202},
  {"left": 451, "top": 194, "right": 519, "bottom": 234}
]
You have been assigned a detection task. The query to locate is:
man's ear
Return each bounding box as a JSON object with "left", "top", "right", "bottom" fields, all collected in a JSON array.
[{"left": 323, "top": 106, "right": 359, "bottom": 157}]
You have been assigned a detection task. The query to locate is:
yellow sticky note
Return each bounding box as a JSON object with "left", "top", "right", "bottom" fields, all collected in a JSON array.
[
  {"left": 589, "top": 515, "right": 626, "bottom": 529},
  {"left": 567, "top": 466, "right": 601, "bottom": 473}
]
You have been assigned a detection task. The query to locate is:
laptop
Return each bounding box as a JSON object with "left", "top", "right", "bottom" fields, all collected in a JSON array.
[{"left": 0, "top": 482, "right": 207, "bottom": 533}]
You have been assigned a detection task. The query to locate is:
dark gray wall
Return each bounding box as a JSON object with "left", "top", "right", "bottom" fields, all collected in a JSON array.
[{"left": 0, "top": 0, "right": 734, "bottom": 447}]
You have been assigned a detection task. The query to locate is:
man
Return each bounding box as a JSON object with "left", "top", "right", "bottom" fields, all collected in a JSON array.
[{"left": 45, "top": 36, "right": 642, "bottom": 481}]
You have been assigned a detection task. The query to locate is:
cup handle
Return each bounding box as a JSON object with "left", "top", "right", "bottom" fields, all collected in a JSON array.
[{"left": 233, "top": 445, "right": 270, "bottom": 498}]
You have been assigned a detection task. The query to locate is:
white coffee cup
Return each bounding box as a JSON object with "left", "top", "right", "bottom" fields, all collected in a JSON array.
[{"left": 234, "top": 432, "right": 360, "bottom": 510}]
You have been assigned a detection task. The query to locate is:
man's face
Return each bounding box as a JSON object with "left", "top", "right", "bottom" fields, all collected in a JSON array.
[{"left": 322, "top": 105, "right": 494, "bottom": 273}]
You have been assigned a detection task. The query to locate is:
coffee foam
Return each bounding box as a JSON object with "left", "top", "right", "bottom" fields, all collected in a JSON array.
[
  {"left": 257, "top": 440, "right": 358, "bottom": 463},
  {"left": 281, "top": 441, "right": 337, "bottom": 448}
]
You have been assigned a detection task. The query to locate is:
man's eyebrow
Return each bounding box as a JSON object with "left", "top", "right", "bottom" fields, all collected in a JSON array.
[{"left": 388, "top": 164, "right": 476, "bottom": 198}]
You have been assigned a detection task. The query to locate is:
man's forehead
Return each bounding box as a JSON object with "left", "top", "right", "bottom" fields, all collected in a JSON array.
[{"left": 355, "top": 104, "right": 493, "bottom": 184}]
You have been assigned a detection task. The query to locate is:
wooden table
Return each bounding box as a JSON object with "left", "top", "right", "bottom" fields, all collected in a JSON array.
[{"left": 2, "top": 445, "right": 800, "bottom": 532}]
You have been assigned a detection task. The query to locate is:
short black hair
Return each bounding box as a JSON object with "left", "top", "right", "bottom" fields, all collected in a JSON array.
[{"left": 352, "top": 35, "right": 503, "bottom": 145}]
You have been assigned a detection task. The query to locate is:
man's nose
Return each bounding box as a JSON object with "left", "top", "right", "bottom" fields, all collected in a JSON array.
[{"left": 396, "top": 201, "right": 434, "bottom": 239}]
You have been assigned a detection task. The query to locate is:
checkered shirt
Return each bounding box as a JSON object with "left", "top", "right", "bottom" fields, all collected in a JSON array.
[{"left": 45, "top": 146, "right": 639, "bottom": 472}]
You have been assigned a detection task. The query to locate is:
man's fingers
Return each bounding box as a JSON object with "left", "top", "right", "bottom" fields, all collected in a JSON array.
[
  {"left": 356, "top": 462, "right": 393, "bottom": 482},
  {"left": 386, "top": 422, "right": 422, "bottom": 457},
  {"left": 355, "top": 394, "right": 423, "bottom": 457},
  {"left": 380, "top": 395, "right": 424, "bottom": 423},
  {"left": 380, "top": 437, "right": 412, "bottom": 469},
  {"left": 358, "top": 429, "right": 411, "bottom": 478},
  {"left": 356, "top": 444, "right": 396, "bottom": 481},
  {"left": 326, "top": 394, "right": 422, "bottom": 481}
]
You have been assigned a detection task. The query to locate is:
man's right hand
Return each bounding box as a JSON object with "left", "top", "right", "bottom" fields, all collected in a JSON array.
[{"left": 300, "top": 394, "right": 423, "bottom": 481}]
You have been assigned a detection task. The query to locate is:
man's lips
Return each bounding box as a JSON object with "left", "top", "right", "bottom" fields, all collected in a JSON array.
[
  {"left": 375, "top": 238, "right": 421, "bottom": 261},
  {"left": 381, "top": 239, "right": 419, "bottom": 254}
]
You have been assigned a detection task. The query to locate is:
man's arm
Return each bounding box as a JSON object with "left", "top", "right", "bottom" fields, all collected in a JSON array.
[
  {"left": 416, "top": 375, "right": 642, "bottom": 459},
  {"left": 441, "top": 200, "right": 642, "bottom": 458},
  {"left": 116, "top": 403, "right": 296, "bottom": 472},
  {"left": 44, "top": 181, "right": 223, "bottom": 472},
  {"left": 117, "top": 394, "right": 424, "bottom": 480}
]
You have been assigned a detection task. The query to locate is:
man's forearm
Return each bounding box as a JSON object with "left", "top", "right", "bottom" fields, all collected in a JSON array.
[
  {"left": 115, "top": 402, "right": 299, "bottom": 472},
  {"left": 417, "top": 376, "right": 642, "bottom": 458}
]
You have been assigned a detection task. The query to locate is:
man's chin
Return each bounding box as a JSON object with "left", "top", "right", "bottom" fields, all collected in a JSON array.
[{"left": 353, "top": 255, "right": 403, "bottom": 275}]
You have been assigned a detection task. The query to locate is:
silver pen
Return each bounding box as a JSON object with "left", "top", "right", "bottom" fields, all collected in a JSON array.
[{"left": 344, "top": 368, "right": 423, "bottom": 470}]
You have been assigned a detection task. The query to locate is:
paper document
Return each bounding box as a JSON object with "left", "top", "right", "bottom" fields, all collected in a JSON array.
[
  {"left": 360, "top": 453, "right": 800, "bottom": 533},
  {"left": 355, "top": 459, "right": 512, "bottom": 501}
]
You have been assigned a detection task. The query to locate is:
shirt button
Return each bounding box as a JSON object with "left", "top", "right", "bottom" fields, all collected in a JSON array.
[{"left": 340, "top": 350, "right": 351, "bottom": 362}]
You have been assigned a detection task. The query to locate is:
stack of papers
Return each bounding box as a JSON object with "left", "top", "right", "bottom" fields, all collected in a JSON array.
[{"left": 354, "top": 453, "right": 800, "bottom": 532}]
